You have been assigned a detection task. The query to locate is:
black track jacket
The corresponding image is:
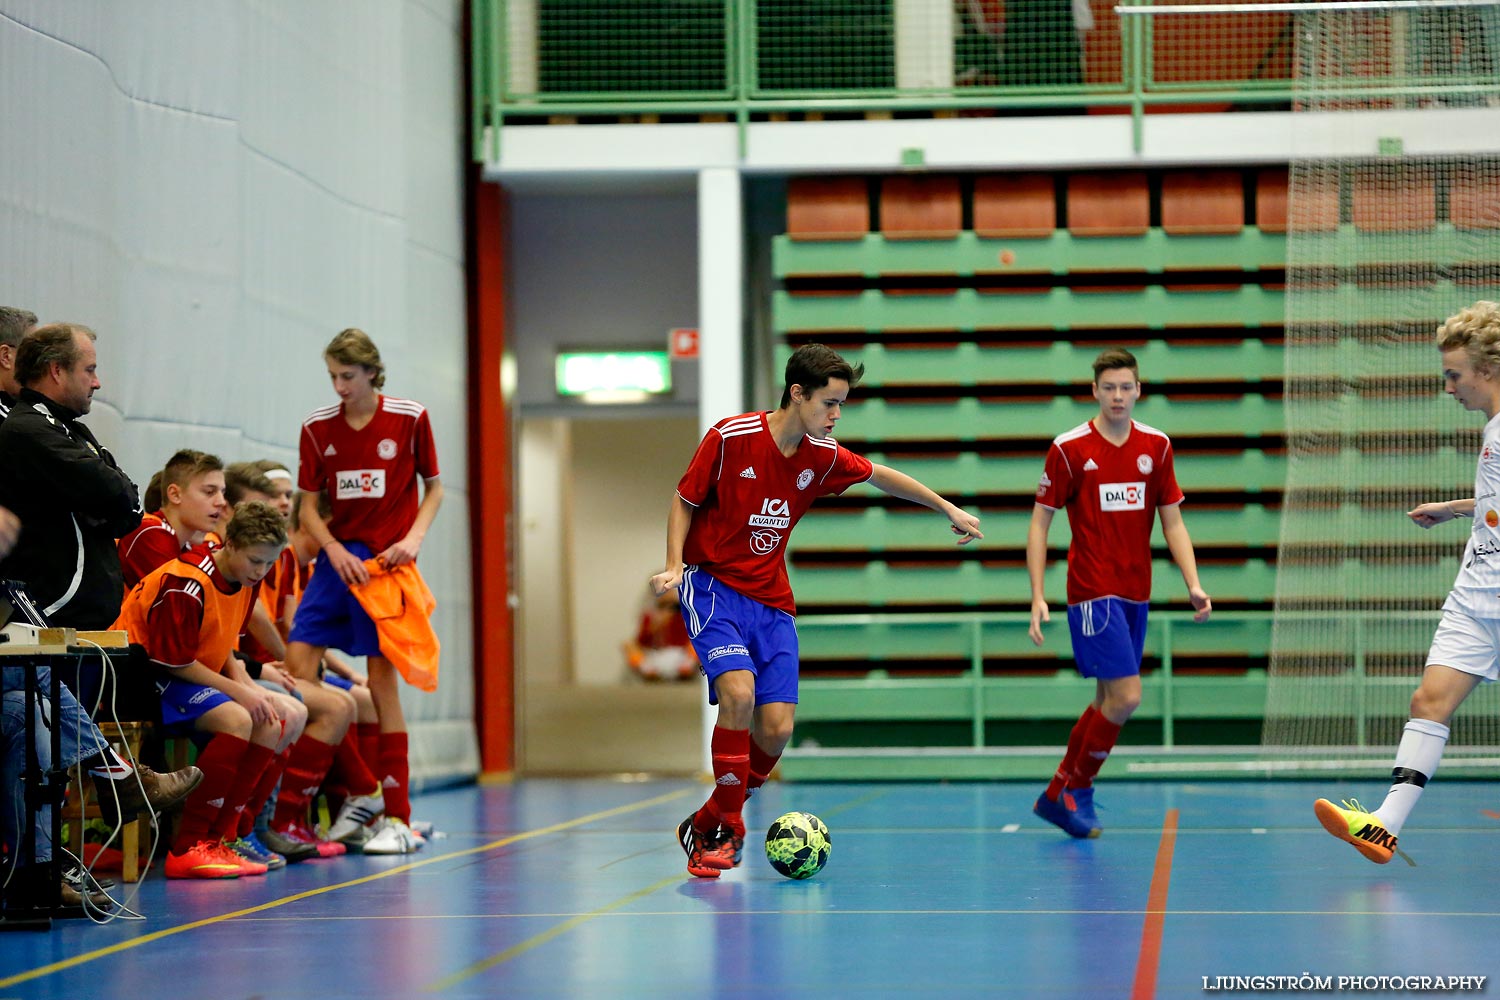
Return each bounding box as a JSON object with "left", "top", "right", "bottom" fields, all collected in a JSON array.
[{"left": 0, "top": 388, "right": 142, "bottom": 629}]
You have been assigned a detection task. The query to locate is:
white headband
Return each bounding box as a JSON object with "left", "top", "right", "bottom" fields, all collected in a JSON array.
[{"left": 264, "top": 468, "right": 293, "bottom": 482}]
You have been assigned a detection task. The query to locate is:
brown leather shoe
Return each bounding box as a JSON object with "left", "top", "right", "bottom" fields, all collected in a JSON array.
[
  {"left": 3, "top": 864, "right": 110, "bottom": 913},
  {"left": 94, "top": 764, "right": 204, "bottom": 825},
  {"left": 57, "top": 877, "right": 112, "bottom": 911}
]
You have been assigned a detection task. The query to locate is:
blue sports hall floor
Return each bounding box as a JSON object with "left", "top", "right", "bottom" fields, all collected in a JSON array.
[{"left": 2, "top": 778, "right": 1497, "bottom": 999}]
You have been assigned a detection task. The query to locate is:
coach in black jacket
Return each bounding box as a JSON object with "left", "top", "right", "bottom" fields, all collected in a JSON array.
[{"left": 0, "top": 323, "right": 141, "bottom": 630}]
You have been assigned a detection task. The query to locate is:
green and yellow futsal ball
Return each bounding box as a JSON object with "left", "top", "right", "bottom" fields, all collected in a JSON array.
[{"left": 764, "top": 811, "right": 831, "bottom": 879}]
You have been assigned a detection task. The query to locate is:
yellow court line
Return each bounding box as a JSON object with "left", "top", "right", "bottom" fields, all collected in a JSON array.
[
  {"left": 422, "top": 785, "right": 884, "bottom": 991},
  {"left": 236, "top": 905, "right": 1500, "bottom": 921},
  {"left": 423, "top": 875, "right": 683, "bottom": 993},
  {"left": 0, "top": 787, "right": 692, "bottom": 992},
  {"left": 817, "top": 786, "right": 892, "bottom": 820}
]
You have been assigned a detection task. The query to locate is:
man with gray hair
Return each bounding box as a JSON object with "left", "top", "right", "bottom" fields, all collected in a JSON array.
[{"left": 0, "top": 305, "right": 37, "bottom": 418}]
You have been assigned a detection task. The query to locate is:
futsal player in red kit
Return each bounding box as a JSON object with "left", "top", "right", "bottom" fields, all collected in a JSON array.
[
  {"left": 651, "top": 344, "right": 984, "bottom": 877},
  {"left": 1028, "top": 348, "right": 1212, "bottom": 838},
  {"left": 284, "top": 328, "right": 443, "bottom": 855}
]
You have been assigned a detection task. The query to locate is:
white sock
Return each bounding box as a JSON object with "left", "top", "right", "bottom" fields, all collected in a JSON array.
[
  {"left": 86, "top": 745, "right": 134, "bottom": 780},
  {"left": 1373, "top": 718, "right": 1450, "bottom": 836}
]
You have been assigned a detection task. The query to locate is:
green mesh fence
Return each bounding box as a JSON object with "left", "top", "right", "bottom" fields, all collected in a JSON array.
[
  {"left": 1263, "top": 1, "right": 1500, "bottom": 768},
  {"left": 484, "top": 0, "right": 1500, "bottom": 113}
]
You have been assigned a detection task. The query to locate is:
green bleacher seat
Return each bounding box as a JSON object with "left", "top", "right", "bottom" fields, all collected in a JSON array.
[
  {"left": 777, "top": 339, "right": 1285, "bottom": 386},
  {"left": 831, "top": 395, "right": 1284, "bottom": 443},
  {"left": 775, "top": 286, "right": 1287, "bottom": 334},
  {"left": 787, "top": 558, "right": 1279, "bottom": 608}
]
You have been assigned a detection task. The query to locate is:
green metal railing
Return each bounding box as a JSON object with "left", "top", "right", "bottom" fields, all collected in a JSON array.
[
  {"left": 784, "top": 607, "right": 1500, "bottom": 780},
  {"left": 793, "top": 608, "right": 1444, "bottom": 750},
  {"left": 471, "top": 0, "right": 1500, "bottom": 161}
]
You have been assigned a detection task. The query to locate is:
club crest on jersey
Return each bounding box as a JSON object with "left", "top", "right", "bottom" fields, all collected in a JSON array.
[
  {"left": 336, "top": 469, "right": 387, "bottom": 500},
  {"left": 1137, "top": 454, "right": 1153, "bottom": 474},
  {"left": 1037, "top": 472, "right": 1051, "bottom": 498},
  {"left": 378, "top": 438, "right": 398, "bottom": 460},
  {"left": 750, "top": 529, "right": 782, "bottom": 555},
  {"left": 797, "top": 469, "right": 813, "bottom": 490},
  {"left": 749, "top": 498, "right": 791, "bottom": 529},
  {"left": 1099, "top": 481, "right": 1146, "bottom": 511}
]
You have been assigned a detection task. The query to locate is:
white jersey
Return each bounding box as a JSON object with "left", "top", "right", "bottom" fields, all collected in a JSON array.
[{"left": 1445, "top": 411, "right": 1500, "bottom": 617}]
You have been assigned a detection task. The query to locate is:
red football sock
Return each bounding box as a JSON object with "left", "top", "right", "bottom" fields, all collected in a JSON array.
[
  {"left": 695, "top": 726, "right": 750, "bottom": 836},
  {"left": 1070, "top": 712, "right": 1124, "bottom": 789},
  {"left": 356, "top": 722, "right": 381, "bottom": 778},
  {"left": 1046, "top": 705, "right": 1102, "bottom": 800},
  {"left": 173, "top": 733, "right": 250, "bottom": 852},
  {"left": 332, "top": 731, "right": 380, "bottom": 797},
  {"left": 377, "top": 731, "right": 411, "bottom": 823},
  {"left": 210, "top": 742, "right": 275, "bottom": 842},
  {"left": 270, "top": 736, "right": 336, "bottom": 830},
  {"left": 237, "top": 749, "right": 290, "bottom": 838},
  {"left": 747, "top": 739, "right": 781, "bottom": 791}
]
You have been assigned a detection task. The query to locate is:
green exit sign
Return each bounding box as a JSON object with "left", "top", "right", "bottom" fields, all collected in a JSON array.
[{"left": 556, "top": 351, "right": 671, "bottom": 402}]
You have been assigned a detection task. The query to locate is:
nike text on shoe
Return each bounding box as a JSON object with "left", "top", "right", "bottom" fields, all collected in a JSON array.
[
  {"left": 677, "top": 815, "right": 732, "bottom": 878},
  {"left": 1314, "top": 798, "right": 1397, "bottom": 864},
  {"left": 1033, "top": 790, "right": 1099, "bottom": 839}
]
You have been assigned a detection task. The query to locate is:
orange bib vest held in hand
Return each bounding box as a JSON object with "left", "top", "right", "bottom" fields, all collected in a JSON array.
[{"left": 348, "top": 559, "right": 440, "bottom": 692}]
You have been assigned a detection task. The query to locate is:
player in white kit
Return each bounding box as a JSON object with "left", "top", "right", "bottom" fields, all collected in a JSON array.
[{"left": 1317, "top": 300, "right": 1500, "bottom": 864}]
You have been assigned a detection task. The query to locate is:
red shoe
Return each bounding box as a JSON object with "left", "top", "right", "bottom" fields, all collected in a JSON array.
[
  {"left": 677, "top": 815, "right": 732, "bottom": 878},
  {"left": 165, "top": 840, "right": 243, "bottom": 880},
  {"left": 718, "top": 828, "right": 745, "bottom": 868}
]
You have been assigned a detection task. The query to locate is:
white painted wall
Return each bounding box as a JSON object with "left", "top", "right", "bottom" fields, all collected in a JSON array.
[
  {"left": 567, "top": 416, "right": 701, "bottom": 686},
  {"left": 0, "top": 0, "right": 475, "bottom": 785}
]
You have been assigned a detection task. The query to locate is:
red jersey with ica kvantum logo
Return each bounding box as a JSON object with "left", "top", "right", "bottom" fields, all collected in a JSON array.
[{"left": 677, "top": 411, "right": 872, "bottom": 615}]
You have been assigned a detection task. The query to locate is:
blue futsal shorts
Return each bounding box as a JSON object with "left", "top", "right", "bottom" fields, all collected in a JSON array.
[
  {"left": 288, "top": 541, "right": 382, "bottom": 657},
  {"left": 1066, "top": 597, "right": 1149, "bottom": 679},
  {"left": 679, "top": 567, "right": 799, "bottom": 706},
  {"left": 156, "top": 676, "right": 233, "bottom": 735}
]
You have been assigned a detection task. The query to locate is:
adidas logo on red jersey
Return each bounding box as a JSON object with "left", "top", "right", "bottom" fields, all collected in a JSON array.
[{"left": 739, "top": 467, "right": 756, "bottom": 479}]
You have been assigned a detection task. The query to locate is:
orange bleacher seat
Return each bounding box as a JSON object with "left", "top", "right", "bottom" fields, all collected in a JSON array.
[
  {"left": 1066, "top": 172, "right": 1149, "bottom": 237},
  {"left": 880, "top": 176, "right": 962, "bottom": 240},
  {"left": 973, "top": 174, "right": 1056, "bottom": 238},
  {"left": 1257, "top": 167, "right": 1341, "bottom": 233},
  {"left": 1255, "top": 168, "right": 1290, "bottom": 232},
  {"left": 1450, "top": 169, "right": 1500, "bottom": 230},
  {"left": 1161, "top": 170, "right": 1245, "bottom": 235},
  {"left": 1351, "top": 167, "right": 1436, "bottom": 232},
  {"left": 787, "top": 177, "right": 870, "bottom": 241}
]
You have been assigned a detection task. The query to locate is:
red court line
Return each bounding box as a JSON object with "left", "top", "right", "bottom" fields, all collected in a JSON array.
[{"left": 1131, "top": 807, "right": 1181, "bottom": 1000}]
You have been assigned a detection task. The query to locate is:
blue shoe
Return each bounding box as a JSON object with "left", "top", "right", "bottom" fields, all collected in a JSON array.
[
  {"left": 1033, "top": 791, "right": 1099, "bottom": 839},
  {"left": 1068, "top": 787, "right": 1102, "bottom": 837},
  {"left": 233, "top": 832, "right": 287, "bottom": 870}
]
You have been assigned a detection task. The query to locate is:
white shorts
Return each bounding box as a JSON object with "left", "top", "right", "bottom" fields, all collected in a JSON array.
[{"left": 1426, "top": 605, "right": 1500, "bottom": 682}]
